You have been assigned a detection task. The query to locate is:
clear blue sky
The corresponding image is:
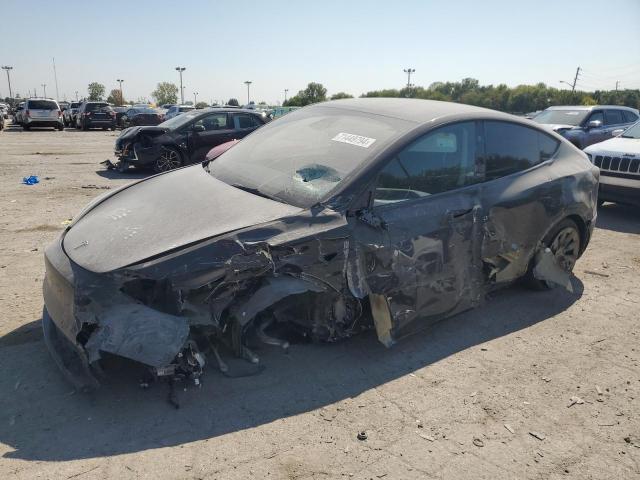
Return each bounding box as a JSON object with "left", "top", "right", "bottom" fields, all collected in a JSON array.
[{"left": 2, "top": 0, "right": 639, "bottom": 104}]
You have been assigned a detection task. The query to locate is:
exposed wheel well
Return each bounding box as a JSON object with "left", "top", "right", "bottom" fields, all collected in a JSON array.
[{"left": 565, "top": 214, "right": 588, "bottom": 255}]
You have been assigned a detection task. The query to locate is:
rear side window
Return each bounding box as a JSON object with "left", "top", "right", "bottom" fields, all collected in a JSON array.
[
  {"left": 605, "top": 110, "right": 624, "bottom": 125},
  {"left": 374, "top": 121, "right": 480, "bottom": 205},
  {"left": 179, "top": 107, "right": 194, "bottom": 112},
  {"left": 623, "top": 111, "right": 638, "bottom": 123},
  {"left": 28, "top": 100, "right": 58, "bottom": 110},
  {"left": 234, "top": 114, "right": 260, "bottom": 129},
  {"left": 483, "top": 121, "right": 558, "bottom": 181}
]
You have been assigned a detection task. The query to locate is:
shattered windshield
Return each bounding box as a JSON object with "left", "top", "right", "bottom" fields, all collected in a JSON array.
[
  {"left": 207, "top": 106, "right": 413, "bottom": 208},
  {"left": 534, "top": 109, "right": 589, "bottom": 126}
]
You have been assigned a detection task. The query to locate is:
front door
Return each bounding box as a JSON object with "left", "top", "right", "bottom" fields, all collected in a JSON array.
[
  {"left": 351, "top": 121, "right": 484, "bottom": 345},
  {"left": 188, "top": 112, "right": 235, "bottom": 162}
]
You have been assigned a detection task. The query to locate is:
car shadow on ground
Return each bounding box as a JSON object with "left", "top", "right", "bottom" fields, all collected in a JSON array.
[
  {"left": 0, "top": 279, "right": 583, "bottom": 462},
  {"left": 596, "top": 203, "right": 640, "bottom": 234}
]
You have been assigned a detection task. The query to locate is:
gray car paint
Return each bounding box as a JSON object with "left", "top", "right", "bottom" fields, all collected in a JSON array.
[{"left": 42, "top": 98, "right": 599, "bottom": 390}]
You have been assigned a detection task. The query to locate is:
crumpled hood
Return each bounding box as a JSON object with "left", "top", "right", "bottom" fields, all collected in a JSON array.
[
  {"left": 584, "top": 136, "right": 640, "bottom": 157},
  {"left": 116, "top": 125, "right": 168, "bottom": 147},
  {"left": 63, "top": 166, "right": 302, "bottom": 273}
]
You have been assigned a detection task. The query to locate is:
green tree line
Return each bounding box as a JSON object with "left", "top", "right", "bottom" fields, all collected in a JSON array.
[
  {"left": 284, "top": 78, "right": 640, "bottom": 113},
  {"left": 363, "top": 78, "right": 640, "bottom": 113}
]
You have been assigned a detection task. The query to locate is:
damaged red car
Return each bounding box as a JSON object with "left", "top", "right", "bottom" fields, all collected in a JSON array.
[{"left": 42, "top": 98, "right": 599, "bottom": 390}]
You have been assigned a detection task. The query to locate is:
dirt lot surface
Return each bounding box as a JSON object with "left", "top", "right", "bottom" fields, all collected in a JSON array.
[{"left": 1, "top": 121, "right": 639, "bottom": 479}]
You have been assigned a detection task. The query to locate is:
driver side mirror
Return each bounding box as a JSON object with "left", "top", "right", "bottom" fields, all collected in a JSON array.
[
  {"left": 587, "top": 119, "right": 602, "bottom": 129},
  {"left": 192, "top": 124, "right": 205, "bottom": 132}
]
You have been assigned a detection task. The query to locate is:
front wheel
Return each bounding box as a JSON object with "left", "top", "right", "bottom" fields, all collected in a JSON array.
[
  {"left": 526, "top": 218, "right": 581, "bottom": 290},
  {"left": 153, "top": 147, "right": 182, "bottom": 173}
]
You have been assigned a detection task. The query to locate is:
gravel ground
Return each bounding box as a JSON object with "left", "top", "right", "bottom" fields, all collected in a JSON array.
[{"left": 1, "top": 120, "right": 639, "bottom": 479}]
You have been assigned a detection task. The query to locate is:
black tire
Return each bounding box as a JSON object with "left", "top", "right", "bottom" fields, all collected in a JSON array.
[
  {"left": 153, "top": 146, "right": 182, "bottom": 173},
  {"left": 110, "top": 126, "right": 116, "bottom": 131},
  {"left": 525, "top": 218, "right": 581, "bottom": 290},
  {"left": 23, "top": 124, "right": 30, "bottom": 131},
  {"left": 57, "top": 124, "right": 64, "bottom": 131}
]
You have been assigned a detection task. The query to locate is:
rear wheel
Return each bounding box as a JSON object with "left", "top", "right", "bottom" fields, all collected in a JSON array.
[
  {"left": 23, "top": 124, "right": 30, "bottom": 131},
  {"left": 526, "top": 218, "right": 581, "bottom": 290},
  {"left": 153, "top": 147, "right": 182, "bottom": 173}
]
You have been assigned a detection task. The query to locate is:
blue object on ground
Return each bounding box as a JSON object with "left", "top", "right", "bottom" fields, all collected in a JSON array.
[{"left": 22, "top": 175, "right": 39, "bottom": 185}]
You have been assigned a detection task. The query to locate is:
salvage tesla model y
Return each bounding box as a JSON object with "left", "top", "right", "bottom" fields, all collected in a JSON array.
[{"left": 43, "top": 98, "right": 599, "bottom": 390}]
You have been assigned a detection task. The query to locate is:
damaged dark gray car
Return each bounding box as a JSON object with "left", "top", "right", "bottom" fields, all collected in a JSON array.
[{"left": 43, "top": 98, "right": 599, "bottom": 391}]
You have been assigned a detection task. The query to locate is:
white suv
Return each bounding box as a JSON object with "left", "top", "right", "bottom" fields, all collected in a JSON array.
[{"left": 22, "top": 98, "right": 64, "bottom": 131}]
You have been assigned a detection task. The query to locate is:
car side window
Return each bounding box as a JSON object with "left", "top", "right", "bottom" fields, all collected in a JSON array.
[
  {"left": 588, "top": 111, "right": 604, "bottom": 124},
  {"left": 234, "top": 114, "right": 258, "bottom": 129},
  {"left": 194, "top": 113, "right": 229, "bottom": 131},
  {"left": 374, "top": 122, "right": 479, "bottom": 206},
  {"left": 483, "top": 121, "right": 557, "bottom": 181},
  {"left": 623, "top": 111, "right": 638, "bottom": 123},
  {"left": 605, "top": 110, "right": 624, "bottom": 126}
]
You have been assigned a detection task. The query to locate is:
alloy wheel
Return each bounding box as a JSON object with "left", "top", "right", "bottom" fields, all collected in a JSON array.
[{"left": 154, "top": 149, "right": 181, "bottom": 172}]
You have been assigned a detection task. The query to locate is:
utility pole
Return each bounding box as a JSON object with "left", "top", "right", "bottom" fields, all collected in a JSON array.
[
  {"left": 117, "top": 79, "right": 124, "bottom": 105},
  {"left": 1, "top": 66, "right": 13, "bottom": 99},
  {"left": 615, "top": 80, "right": 620, "bottom": 93},
  {"left": 560, "top": 66, "right": 581, "bottom": 100},
  {"left": 193, "top": 91, "right": 198, "bottom": 105},
  {"left": 284, "top": 88, "right": 288, "bottom": 103},
  {"left": 244, "top": 81, "right": 252, "bottom": 104},
  {"left": 52, "top": 58, "right": 60, "bottom": 100},
  {"left": 403, "top": 68, "right": 415, "bottom": 88},
  {"left": 175, "top": 67, "right": 186, "bottom": 104},
  {"left": 75, "top": 90, "right": 78, "bottom": 101},
  {"left": 42, "top": 84, "right": 47, "bottom": 98}
]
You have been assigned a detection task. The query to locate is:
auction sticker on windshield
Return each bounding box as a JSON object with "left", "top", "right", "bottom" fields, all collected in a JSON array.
[{"left": 332, "top": 132, "right": 376, "bottom": 148}]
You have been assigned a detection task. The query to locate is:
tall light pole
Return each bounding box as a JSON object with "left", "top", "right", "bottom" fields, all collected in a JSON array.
[
  {"left": 284, "top": 88, "right": 288, "bottom": 103},
  {"left": 2, "top": 66, "right": 14, "bottom": 99},
  {"left": 403, "top": 68, "right": 415, "bottom": 88},
  {"left": 244, "top": 80, "right": 252, "bottom": 104},
  {"left": 193, "top": 91, "right": 198, "bottom": 105},
  {"left": 175, "top": 67, "right": 186, "bottom": 104},
  {"left": 116, "top": 79, "right": 124, "bottom": 105},
  {"left": 75, "top": 90, "right": 79, "bottom": 101},
  {"left": 41, "top": 83, "right": 47, "bottom": 98}
]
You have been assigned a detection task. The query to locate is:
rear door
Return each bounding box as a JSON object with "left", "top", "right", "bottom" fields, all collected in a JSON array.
[
  {"left": 604, "top": 109, "right": 627, "bottom": 138},
  {"left": 187, "top": 112, "right": 235, "bottom": 162},
  {"left": 351, "top": 121, "right": 484, "bottom": 344},
  {"left": 478, "top": 121, "right": 561, "bottom": 284}
]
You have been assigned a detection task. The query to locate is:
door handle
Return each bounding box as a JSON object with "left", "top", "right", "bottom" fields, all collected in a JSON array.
[{"left": 448, "top": 208, "right": 473, "bottom": 218}]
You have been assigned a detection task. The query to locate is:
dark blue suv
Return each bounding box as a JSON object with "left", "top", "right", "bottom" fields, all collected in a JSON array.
[{"left": 533, "top": 105, "right": 639, "bottom": 149}]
